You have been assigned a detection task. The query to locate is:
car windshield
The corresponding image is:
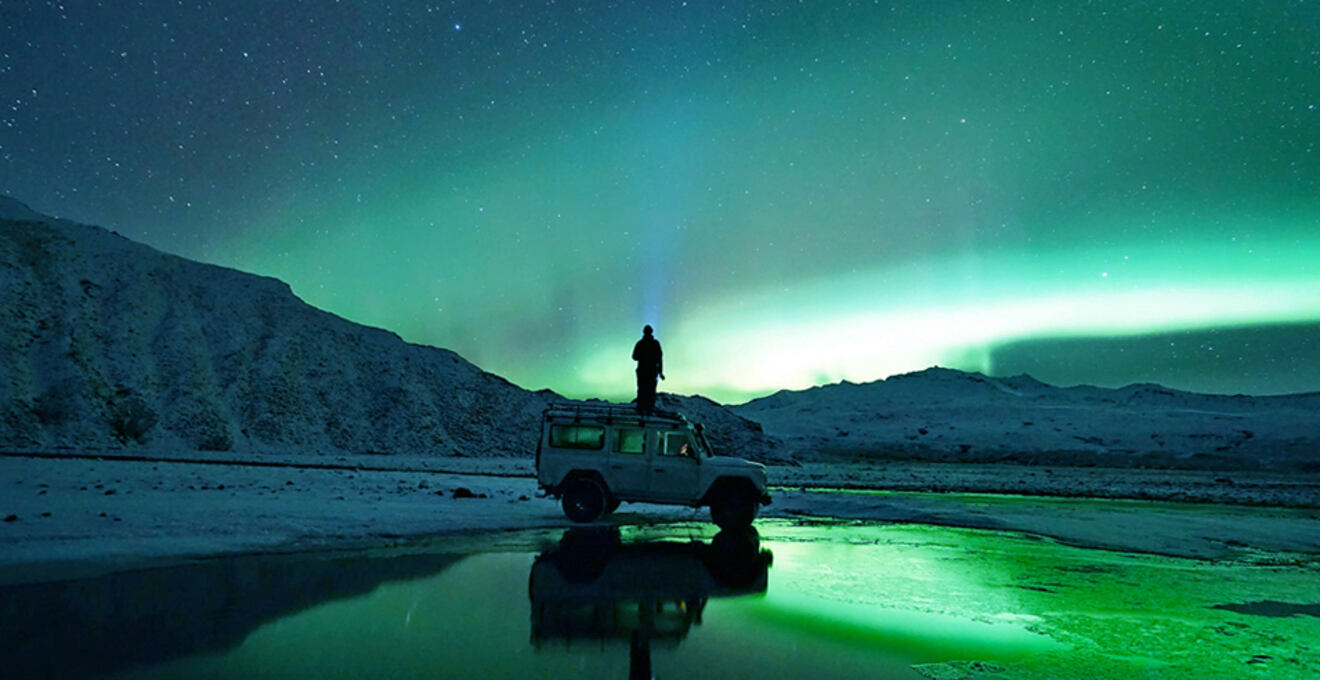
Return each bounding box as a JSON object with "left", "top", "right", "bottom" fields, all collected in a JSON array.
[{"left": 691, "top": 428, "right": 713, "bottom": 457}]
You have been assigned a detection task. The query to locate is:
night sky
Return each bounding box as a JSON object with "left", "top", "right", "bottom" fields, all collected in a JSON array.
[{"left": 2, "top": 1, "right": 1317, "bottom": 402}]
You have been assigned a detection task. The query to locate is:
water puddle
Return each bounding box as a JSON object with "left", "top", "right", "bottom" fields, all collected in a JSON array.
[
  {"left": 3, "top": 520, "right": 1317, "bottom": 679},
  {"left": 1209, "top": 601, "right": 1320, "bottom": 618}
]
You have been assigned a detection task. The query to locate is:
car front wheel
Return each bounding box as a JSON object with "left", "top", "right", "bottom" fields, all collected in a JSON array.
[{"left": 561, "top": 477, "right": 607, "bottom": 523}]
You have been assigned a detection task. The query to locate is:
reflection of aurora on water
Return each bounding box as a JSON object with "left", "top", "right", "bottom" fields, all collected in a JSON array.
[{"left": 4, "top": 2, "right": 1317, "bottom": 401}]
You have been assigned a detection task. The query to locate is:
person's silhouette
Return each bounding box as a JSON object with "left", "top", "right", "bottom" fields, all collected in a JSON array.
[{"left": 632, "top": 325, "right": 664, "bottom": 415}]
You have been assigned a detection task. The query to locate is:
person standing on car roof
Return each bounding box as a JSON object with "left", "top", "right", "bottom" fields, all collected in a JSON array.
[{"left": 632, "top": 325, "right": 664, "bottom": 415}]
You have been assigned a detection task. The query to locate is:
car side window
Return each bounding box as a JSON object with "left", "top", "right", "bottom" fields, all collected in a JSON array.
[
  {"left": 548, "top": 424, "right": 605, "bottom": 449},
  {"left": 660, "top": 432, "right": 694, "bottom": 458},
  {"left": 615, "top": 428, "right": 644, "bottom": 454}
]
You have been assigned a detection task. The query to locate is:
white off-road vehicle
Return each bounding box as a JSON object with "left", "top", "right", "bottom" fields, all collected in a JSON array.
[{"left": 536, "top": 403, "right": 771, "bottom": 528}]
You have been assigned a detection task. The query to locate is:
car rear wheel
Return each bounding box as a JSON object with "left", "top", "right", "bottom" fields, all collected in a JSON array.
[
  {"left": 710, "top": 486, "right": 758, "bottom": 530},
  {"left": 561, "top": 477, "right": 607, "bottom": 523}
]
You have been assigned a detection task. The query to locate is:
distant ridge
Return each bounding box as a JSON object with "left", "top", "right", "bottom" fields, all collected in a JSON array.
[
  {"left": 743, "top": 366, "right": 1320, "bottom": 408},
  {"left": 734, "top": 366, "right": 1320, "bottom": 471}
]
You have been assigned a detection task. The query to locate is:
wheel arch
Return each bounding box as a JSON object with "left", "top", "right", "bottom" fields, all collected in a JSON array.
[{"left": 556, "top": 469, "right": 611, "bottom": 497}]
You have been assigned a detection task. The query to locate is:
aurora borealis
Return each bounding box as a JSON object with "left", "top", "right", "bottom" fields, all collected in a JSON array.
[{"left": 2, "top": 1, "right": 1316, "bottom": 402}]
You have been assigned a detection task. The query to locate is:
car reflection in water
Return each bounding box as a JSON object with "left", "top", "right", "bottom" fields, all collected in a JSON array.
[{"left": 529, "top": 527, "right": 772, "bottom": 680}]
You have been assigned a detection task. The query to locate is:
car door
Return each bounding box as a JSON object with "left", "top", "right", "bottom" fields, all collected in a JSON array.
[
  {"left": 648, "top": 430, "right": 700, "bottom": 502},
  {"left": 608, "top": 426, "right": 649, "bottom": 496}
]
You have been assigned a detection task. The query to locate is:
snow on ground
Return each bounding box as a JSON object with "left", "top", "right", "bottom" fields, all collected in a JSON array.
[
  {"left": 779, "top": 460, "right": 1320, "bottom": 507},
  {"left": 0, "top": 456, "right": 555, "bottom": 584},
  {"left": 4, "top": 454, "right": 1317, "bottom": 587}
]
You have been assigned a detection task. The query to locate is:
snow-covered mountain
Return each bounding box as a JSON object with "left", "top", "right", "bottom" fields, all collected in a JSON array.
[
  {"left": 0, "top": 196, "right": 565, "bottom": 457},
  {"left": 734, "top": 367, "right": 1319, "bottom": 471}
]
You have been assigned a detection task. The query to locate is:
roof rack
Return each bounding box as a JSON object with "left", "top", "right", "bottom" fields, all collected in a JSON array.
[{"left": 542, "top": 401, "right": 687, "bottom": 426}]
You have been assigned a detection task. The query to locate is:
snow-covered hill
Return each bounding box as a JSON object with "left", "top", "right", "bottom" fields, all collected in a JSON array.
[
  {"left": 0, "top": 196, "right": 562, "bottom": 457},
  {"left": 734, "top": 367, "right": 1319, "bottom": 471}
]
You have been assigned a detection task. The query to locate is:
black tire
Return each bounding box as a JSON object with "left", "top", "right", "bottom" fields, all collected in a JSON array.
[
  {"left": 710, "top": 486, "right": 758, "bottom": 530},
  {"left": 561, "top": 477, "right": 607, "bottom": 523},
  {"left": 605, "top": 496, "right": 621, "bottom": 514}
]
